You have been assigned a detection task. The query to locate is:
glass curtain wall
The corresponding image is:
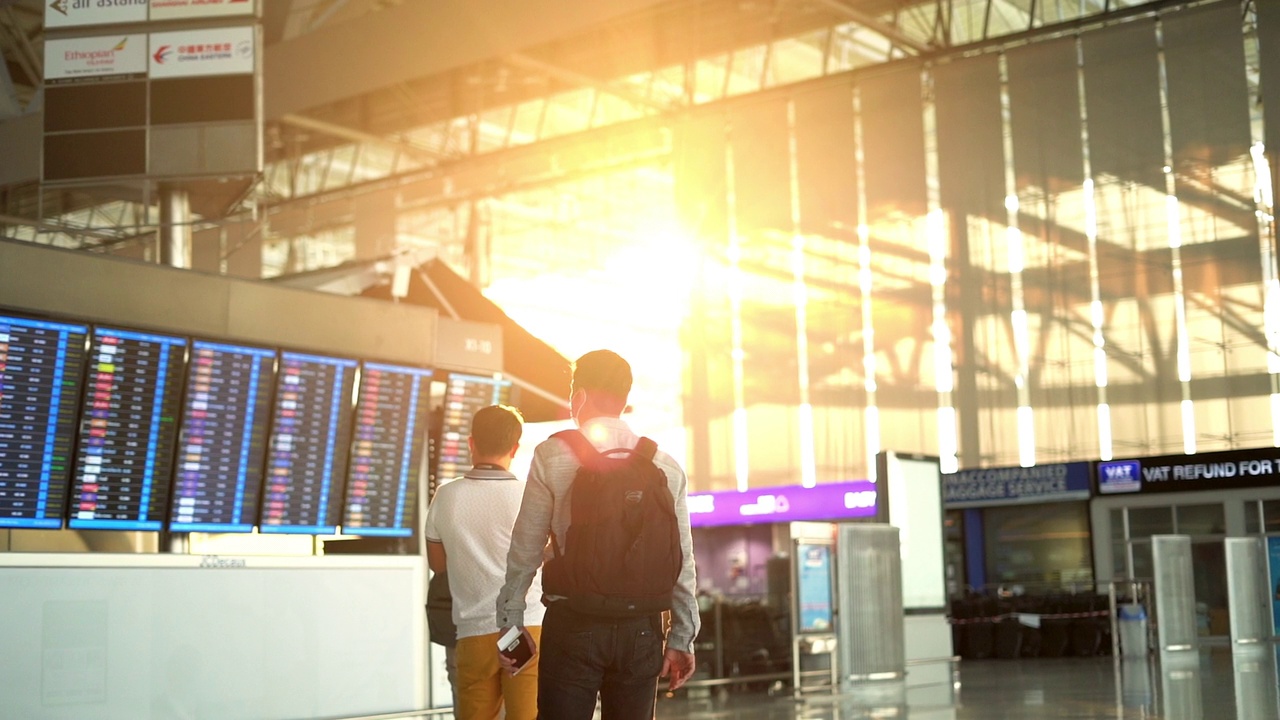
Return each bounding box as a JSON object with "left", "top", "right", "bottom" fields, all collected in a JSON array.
[{"left": 466, "top": 1, "right": 1273, "bottom": 492}]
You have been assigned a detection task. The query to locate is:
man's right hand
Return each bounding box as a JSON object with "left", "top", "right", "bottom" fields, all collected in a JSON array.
[
  {"left": 660, "top": 648, "right": 696, "bottom": 690},
  {"left": 497, "top": 626, "right": 538, "bottom": 676}
]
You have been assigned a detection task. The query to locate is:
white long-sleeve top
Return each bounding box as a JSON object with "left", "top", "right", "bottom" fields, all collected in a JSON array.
[{"left": 495, "top": 416, "right": 700, "bottom": 653}]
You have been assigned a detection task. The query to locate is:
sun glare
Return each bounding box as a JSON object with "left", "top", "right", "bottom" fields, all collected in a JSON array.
[{"left": 483, "top": 219, "right": 701, "bottom": 446}]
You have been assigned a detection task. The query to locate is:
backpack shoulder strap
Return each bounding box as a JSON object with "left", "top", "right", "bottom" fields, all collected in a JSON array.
[
  {"left": 552, "top": 429, "right": 600, "bottom": 465},
  {"left": 635, "top": 437, "right": 658, "bottom": 461}
]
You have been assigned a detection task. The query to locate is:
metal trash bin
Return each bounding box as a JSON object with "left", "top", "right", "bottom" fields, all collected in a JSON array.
[{"left": 1118, "top": 603, "right": 1149, "bottom": 658}]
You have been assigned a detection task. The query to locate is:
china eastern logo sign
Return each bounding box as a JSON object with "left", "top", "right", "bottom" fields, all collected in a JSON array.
[
  {"left": 148, "top": 27, "right": 254, "bottom": 78},
  {"left": 1097, "top": 460, "right": 1142, "bottom": 494}
]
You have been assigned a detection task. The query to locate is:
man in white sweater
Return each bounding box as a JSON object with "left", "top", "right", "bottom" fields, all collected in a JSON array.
[
  {"left": 426, "top": 404, "right": 544, "bottom": 720},
  {"left": 496, "top": 350, "right": 698, "bottom": 719}
]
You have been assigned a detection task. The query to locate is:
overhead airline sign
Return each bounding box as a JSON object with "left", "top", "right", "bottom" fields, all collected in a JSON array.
[
  {"left": 150, "top": 0, "right": 254, "bottom": 21},
  {"left": 44, "top": 34, "right": 148, "bottom": 83},
  {"left": 1096, "top": 446, "right": 1280, "bottom": 495},
  {"left": 149, "top": 27, "right": 255, "bottom": 78},
  {"left": 46, "top": 0, "right": 254, "bottom": 28},
  {"left": 688, "top": 480, "right": 879, "bottom": 528},
  {"left": 46, "top": 0, "right": 148, "bottom": 29}
]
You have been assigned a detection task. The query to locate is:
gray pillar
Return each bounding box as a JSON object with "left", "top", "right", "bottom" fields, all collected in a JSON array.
[
  {"left": 1225, "top": 537, "right": 1272, "bottom": 646},
  {"left": 354, "top": 190, "right": 396, "bottom": 260},
  {"left": 836, "top": 524, "right": 905, "bottom": 685},
  {"left": 951, "top": 211, "right": 981, "bottom": 466},
  {"left": 1233, "top": 645, "right": 1280, "bottom": 720},
  {"left": 1160, "top": 667, "right": 1203, "bottom": 720},
  {"left": 158, "top": 184, "right": 191, "bottom": 269},
  {"left": 1152, "top": 534, "right": 1198, "bottom": 655}
]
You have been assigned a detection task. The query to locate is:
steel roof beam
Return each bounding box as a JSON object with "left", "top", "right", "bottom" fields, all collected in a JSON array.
[
  {"left": 809, "top": 0, "right": 932, "bottom": 53},
  {"left": 505, "top": 52, "right": 672, "bottom": 113},
  {"left": 279, "top": 113, "right": 443, "bottom": 163}
]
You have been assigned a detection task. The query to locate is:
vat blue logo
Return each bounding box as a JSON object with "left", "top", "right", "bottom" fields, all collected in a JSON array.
[{"left": 1098, "top": 460, "right": 1142, "bottom": 494}]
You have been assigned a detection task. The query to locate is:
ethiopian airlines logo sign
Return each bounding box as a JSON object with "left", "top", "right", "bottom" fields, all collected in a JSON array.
[
  {"left": 44, "top": 34, "right": 148, "bottom": 83},
  {"left": 45, "top": 0, "right": 147, "bottom": 29}
]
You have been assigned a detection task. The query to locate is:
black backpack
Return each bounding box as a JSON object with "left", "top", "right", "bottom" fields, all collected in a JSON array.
[{"left": 542, "top": 430, "right": 683, "bottom": 617}]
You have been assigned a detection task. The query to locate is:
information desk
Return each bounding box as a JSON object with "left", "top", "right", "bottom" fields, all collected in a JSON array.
[
  {"left": 0, "top": 553, "right": 425, "bottom": 720},
  {"left": 0, "top": 314, "right": 88, "bottom": 530}
]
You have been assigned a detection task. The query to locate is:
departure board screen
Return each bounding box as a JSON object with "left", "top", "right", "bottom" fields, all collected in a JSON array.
[
  {"left": 168, "top": 341, "right": 276, "bottom": 533},
  {"left": 260, "top": 352, "right": 357, "bottom": 534},
  {"left": 69, "top": 327, "right": 187, "bottom": 531},
  {"left": 0, "top": 314, "right": 88, "bottom": 529},
  {"left": 434, "top": 373, "right": 512, "bottom": 485},
  {"left": 342, "top": 362, "right": 432, "bottom": 537}
]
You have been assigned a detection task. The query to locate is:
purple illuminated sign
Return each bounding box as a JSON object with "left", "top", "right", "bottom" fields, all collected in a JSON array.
[{"left": 688, "top": 480, "right": 879, "bottom": 527}]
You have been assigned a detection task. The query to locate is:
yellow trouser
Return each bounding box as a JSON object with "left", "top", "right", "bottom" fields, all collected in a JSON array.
[{"left": 454, "top": 627, "right": 541, "bottom": 720}]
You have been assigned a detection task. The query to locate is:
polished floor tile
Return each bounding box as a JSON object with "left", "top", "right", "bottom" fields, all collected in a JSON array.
[
  {"left": 651, "top": 647, "right": 1280, "bottom": 719},
  {"left": 393, "top": 647, "right": 1280, "bottom": 720}
]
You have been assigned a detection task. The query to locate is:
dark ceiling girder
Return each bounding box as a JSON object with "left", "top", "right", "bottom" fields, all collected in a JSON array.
[{"left": 263, "top": 0, "right": 665, "bottom": 120}]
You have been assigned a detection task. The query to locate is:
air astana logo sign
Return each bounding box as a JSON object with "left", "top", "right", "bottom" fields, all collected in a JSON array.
[
  {"left": 47, "top": 0, "right": 254, "bottom": 27},
  {"left": 46, "top": 0, "right": 147, "bottom": 29}
]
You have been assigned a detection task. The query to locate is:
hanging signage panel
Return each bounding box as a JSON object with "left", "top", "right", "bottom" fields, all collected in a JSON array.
[
  {"left": 45, "top": 0, "right": 148, "bottom": 30},
  {"left": 1095, "top": 446, "right": 1280, "bottom": 495},
  {"left": 944, "top": 462, "right": 1092, "bottom": 508},
  {"left": 44, "top": 35, "right": 148, "bottom": 84},
  {"left": 688, "top": 480, "right": 879, "bottom": 528},
  {"left": 149, "top": 26, "right": 254, "bottom": 79},
  {"left": 150, "top": 0, "right": 256, "bottom": 21}
]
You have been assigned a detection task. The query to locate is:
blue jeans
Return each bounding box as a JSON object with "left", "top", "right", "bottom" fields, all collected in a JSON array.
[{"left": 537, "top": 601, "right": 665, "bottom": 720}]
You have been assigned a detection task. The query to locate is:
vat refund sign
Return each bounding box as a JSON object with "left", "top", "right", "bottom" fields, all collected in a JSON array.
[{"left": 1095, "top": 446, "right": 1280, "bottom": 495}]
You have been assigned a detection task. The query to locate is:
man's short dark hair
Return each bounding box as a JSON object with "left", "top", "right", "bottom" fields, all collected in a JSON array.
[
  {"left": 470, "top": 404, "right": 523, "bottom": 457},
  {"left": 571, "top": 350, "right": 632, "bottom": 415}
]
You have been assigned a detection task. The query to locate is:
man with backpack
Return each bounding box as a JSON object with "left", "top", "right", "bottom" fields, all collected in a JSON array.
[{"left": 496, "top": 349, "right": 699, "bottom": 719}]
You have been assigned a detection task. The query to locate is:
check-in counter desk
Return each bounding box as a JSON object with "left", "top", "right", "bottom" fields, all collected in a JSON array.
[{"left": 0, "top": 553, "right": 425, "bottom": 720}]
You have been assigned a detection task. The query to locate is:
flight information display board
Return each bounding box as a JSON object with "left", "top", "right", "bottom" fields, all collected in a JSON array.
[
  {"left": 342, "top": 362, "right": 432, "bottom": 537},
  {"left": 0, "top": 314, "right": 89, "bottom": 529},
  {"left": 168, "top": 341, "right": 276, "bottom": 533},
  {"left": 260, "top": 352, "right": 357, "bottom": 534},
  {"left": 434, "top": 373, "right": 512, "bottom": 485},
  {"left": 69, "top": 327, "right": 187, "bottom": 531}
]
